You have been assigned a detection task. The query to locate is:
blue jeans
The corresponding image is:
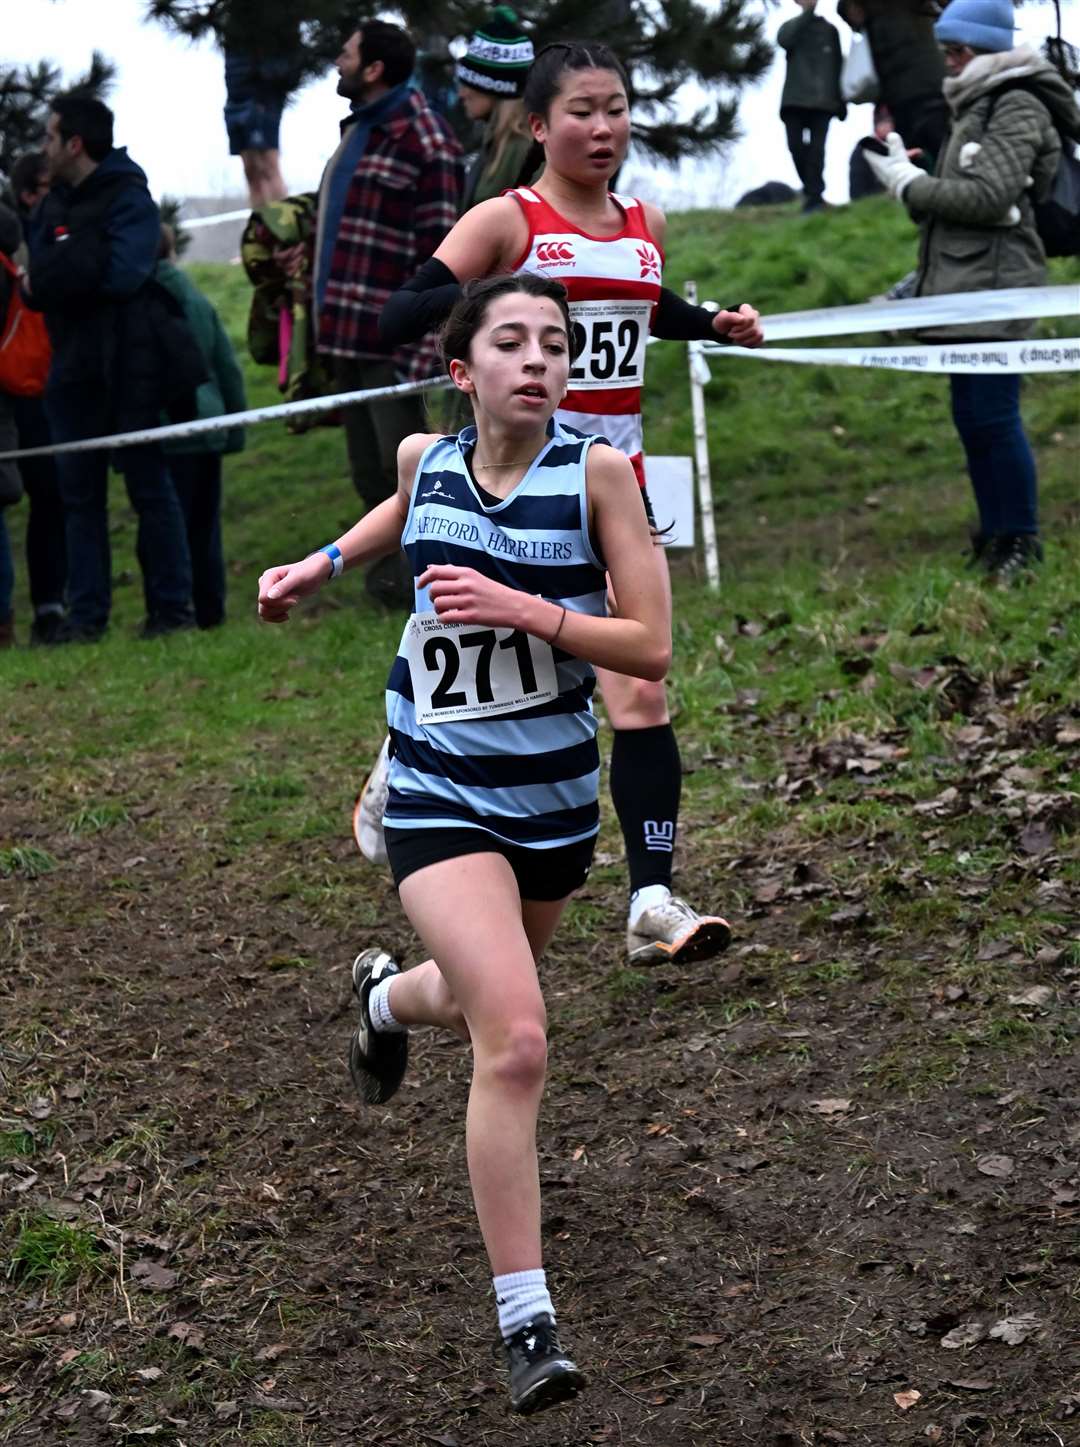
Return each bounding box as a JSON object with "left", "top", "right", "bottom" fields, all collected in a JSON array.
[
  {"left": 44, "top": 385, "right": 193, "bottom": 633},
  {"left": 168, "top": 452, "right": 226, "bottom": 628},
  {"left": 949, "top": 373, "right": 1038, "bottom": 537}
]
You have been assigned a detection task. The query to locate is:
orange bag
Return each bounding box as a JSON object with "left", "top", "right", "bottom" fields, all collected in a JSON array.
[{"left": 0, "top": 253, "right": 51, "bottom": 398}]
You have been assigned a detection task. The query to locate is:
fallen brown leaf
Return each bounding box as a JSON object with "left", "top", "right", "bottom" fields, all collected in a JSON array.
[
  {"left": 988, "top": 1314, "right": 1039, "bottom": 1346},
  {"left": 808, "top": 1098, "right": 852, "bottom": 1117},
  {"left": 941, "top": 1322, "right": 987, "bottom": 1350},
  {"left": 975, "top": 1154, "right": 1014, "bottom": 1179}
]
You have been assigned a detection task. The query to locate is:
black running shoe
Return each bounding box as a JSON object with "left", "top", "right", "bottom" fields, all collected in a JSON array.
[
  {"left": 985, "top": 532, "right": 1042, "bottom": 588},
  {"left": 348, "top": 949, "right": 408, "bottom": 1105},
  {"left": 501, "top": 1315, "right": 586, "bottom": 1415}
]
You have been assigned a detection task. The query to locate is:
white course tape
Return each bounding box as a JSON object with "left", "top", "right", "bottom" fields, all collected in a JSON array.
[
  {"left": 0, "top": 375, "right": 453, "bottom": 463},
  {"left": 1, "top": 284, "right": 1074, "bottom": 461},
  {"left": 707, "top": 338, "right": 1080, "bottom": 374},
  {"left": 180, "top": 208, "right": 252, "bottom": 230},
  {"left": 703, "top": 283, "right": 1080, "bottom": 347}
]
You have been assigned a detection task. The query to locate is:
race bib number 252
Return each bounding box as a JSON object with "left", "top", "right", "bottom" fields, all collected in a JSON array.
[
  {"left": 567, "top": 299, "right": 651, "bottom": 391},
  {"left": 405, "top": 613, "right": 559, "bottom": 726}
]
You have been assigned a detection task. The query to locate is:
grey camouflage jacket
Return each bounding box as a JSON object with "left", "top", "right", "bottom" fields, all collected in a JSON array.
[{"left": 903, "top": 46, "right": 1080, "bottom": 341}]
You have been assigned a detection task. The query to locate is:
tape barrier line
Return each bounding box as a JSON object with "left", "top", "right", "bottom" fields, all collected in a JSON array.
[
  {"left": 0, "top": 285, "right": 1074, "bottom": 462},
  {"left": 0, "top": 375, "right": 454, "bottom": 463},
  {"left": 180, "top": 209, "right": 252, "bottom": 230},
  {"left": 706, "top": 338, "right": 1080, "bottom": 374},
  {"left": 703, "top": 283, "right": 1080, "bottom": 348}
]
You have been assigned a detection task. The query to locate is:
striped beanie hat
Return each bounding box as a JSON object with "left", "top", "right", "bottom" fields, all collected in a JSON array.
[{"left": 457, "top": 6, "right": 534, "bottom": 97}]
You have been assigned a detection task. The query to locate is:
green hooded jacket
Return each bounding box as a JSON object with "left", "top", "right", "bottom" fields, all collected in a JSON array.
[
  {"left": 904, "top": 47, "right": 1080, "bottom": 341},
  {"left": 155, "top": 261, "right": 247, "bottom": 454}
]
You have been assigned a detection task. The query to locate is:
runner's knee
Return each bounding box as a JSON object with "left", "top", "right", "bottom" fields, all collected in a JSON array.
[{"left": 479, "top": 1019, "right": 548, "bottom": 1093}]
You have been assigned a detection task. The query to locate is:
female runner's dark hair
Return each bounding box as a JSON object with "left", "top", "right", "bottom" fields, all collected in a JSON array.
[
  {"left": 522, "top": 41, "right": 629, "bottom": 120},
  {"left": 440, "top": 273, "right": 579, "bottom": 367}
]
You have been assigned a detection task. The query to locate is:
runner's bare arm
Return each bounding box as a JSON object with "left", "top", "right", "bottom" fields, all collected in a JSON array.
[
  {"left": 257, "top": 436, "right": 437, "bottom": 622},
  {"left": 433, "top": 196, "right": 531, "bottom": 280}
]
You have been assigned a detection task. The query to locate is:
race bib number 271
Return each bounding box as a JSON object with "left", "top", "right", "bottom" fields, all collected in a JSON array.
[{"left": 405, "top": 613, "right": 559, "bottom": 726}]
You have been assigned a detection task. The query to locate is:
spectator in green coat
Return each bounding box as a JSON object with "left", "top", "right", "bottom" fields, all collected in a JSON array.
[
  {"left": 456, "top": 6, "right": 537, "bottom": 212},
  {"left": 778, "top": 0, "right": 846, "bottom": 213},
  {"left": 864, "top": 0, "right": 1080, "bottom": 585},
  {"left": 155, "top": 225, "right": 247, "bottom": 628}
]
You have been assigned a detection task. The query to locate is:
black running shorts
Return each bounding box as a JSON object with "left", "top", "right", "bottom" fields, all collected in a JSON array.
[{"left": 384, "top": 827, "right": 595, "bottom": 901}]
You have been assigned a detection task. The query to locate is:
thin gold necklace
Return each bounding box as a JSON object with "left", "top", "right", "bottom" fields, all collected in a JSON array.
[{"left": 473, "top": 454, "right": 539, "bottom": 470}]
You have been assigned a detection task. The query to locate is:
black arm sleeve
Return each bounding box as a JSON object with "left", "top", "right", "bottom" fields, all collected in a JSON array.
[
  {"left": 378, "top": 256, "right": 462, "bottom": 349},
  {"left": 651, "top": 287, "right": 717, "bottom": 340}
]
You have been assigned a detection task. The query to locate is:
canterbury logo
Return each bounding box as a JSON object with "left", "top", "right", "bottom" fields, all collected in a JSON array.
[
  {"left": 535, "top": 241, "right": 575, "bottom": 266},
  {"left": 637, "top": 244, "right": 660, "bottom": 280},
  {"left": 644, "top": 819, "right": 675, "bottom": 852}
]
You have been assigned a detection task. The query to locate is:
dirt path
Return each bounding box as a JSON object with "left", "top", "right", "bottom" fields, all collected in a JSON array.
[{"left": 3, "top": 752, "right": 1078, "bottom": 1445}]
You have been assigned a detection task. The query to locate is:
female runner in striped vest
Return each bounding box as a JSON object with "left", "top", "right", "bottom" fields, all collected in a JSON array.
[
  {"left": 257, "top": 273, "right": 670, "bottom": 1413},
  {"left": 379, "top": 41, "right": 764, "bottom": 967}
]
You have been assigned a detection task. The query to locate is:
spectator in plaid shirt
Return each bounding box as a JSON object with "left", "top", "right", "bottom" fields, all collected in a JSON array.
[{"left": 314, "top": 21, "right": 463, "bottom": 603}]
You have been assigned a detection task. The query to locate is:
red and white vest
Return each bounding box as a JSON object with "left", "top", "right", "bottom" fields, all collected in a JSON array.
[{"left": 508, "top": 187, "right": 663, "bottom": 488}]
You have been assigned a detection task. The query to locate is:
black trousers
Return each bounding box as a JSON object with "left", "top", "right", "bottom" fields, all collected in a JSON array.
[
  {"left": 13, "top": 396, "right": 67, "bottom": 611},
  {"left": 782, "top": 107, "right": 832, "bottom": 206}
]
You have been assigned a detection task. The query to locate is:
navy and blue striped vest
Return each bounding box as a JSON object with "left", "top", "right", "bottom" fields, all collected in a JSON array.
[{"left": 384, "top": 425, "right": 608, "bottom": 849}]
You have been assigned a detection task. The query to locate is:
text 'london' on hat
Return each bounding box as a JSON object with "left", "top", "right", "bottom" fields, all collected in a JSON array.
[{"left": 457, "top": 6, "right": 534, "bottom": 98}]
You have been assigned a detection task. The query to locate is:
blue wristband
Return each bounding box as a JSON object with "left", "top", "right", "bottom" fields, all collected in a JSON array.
[{"left": 318, "top": 544, "right": 343, "bottom": 579}]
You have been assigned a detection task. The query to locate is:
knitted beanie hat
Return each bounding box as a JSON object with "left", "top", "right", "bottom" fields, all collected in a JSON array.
[
  {"left": 934, "top": 0, "right": 1015, "bottom": 53},
  {"left": 457, "top": 6, "right": 534, "bottom": 97}
]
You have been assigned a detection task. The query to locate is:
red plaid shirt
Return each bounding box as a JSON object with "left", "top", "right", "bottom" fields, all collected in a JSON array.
[{"left": 316, "top": 89, "right": 462, "bottom": 382}]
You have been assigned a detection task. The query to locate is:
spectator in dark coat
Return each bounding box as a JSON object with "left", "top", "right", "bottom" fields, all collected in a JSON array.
[
  {"left": 838, "top": 0, "right": 947, "bottom": 162},
  {"left": 778, "top": 0, "right": 846, "bottom": 213},
  {"left": 6, "top": 151, "right": 68, "bottom": 644},
  {"left": 156, "top": 224, "right": 247, "bottom": 629},
  {"left": 26, "top": 93, "right": 195, "bottom": 643}
]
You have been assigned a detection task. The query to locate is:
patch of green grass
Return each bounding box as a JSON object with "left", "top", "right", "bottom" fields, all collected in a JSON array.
[
  {"left": 8, "top": 1217, "right": 105, "bottom": 1288},
  {"left": 805, "top": 959, "right": 860, "bottom": 985},
  {"left": 606, "top": 967, "right": 652, "bottom": 999},
  {"left": 0, "top": 1129, "right": 39, "bottom": 1160},
  {"left": 0, "top": 845, "right": 58, "bottom": 879},
  {"left": 103, "top": 1113, "right": 174, "bottom": 1164},
  {"left": 236, "top": 770, "right": 307, "bottom": 800},
  {"left": 68, "top": 801, "right": 131, "bottom": 834},
  {"left": 861, "top": 1040, "right": 968, "bottom": 1095}
]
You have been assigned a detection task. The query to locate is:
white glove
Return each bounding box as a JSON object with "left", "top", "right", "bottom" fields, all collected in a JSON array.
[{"left": 864, "top": 131, "right": 923, "bottom": 201}]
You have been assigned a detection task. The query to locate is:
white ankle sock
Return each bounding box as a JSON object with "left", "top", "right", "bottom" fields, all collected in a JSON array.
[
  {"left": 493, "top": 1268, "right": 554, "bottom": 1340},
  {"left": 368, "top": 977, "right": 406, "bottom": 1034},
  {"left": 629, "top": 883, "right": 671, "bottom": 928}
]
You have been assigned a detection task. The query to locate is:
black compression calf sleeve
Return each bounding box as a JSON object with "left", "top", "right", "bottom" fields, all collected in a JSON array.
[
  {"left": 609, "top": 723, "right": 682, "bottom": 895},
  {"left": 379, "top": 256, "right": 463, "bottom": 348}
]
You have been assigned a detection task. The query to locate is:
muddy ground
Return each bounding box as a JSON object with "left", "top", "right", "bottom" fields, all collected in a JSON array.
[{"left": 2, "top": 703, "right": 1079, "bottom": 1447}]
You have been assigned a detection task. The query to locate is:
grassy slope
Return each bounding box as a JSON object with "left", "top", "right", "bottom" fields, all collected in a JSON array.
[
  {"left": 3, "top": 199, "right": 1079, "bottom": 919},
  {"left": 3, "top": 198, "right": 1077, "bottom": 906}
]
